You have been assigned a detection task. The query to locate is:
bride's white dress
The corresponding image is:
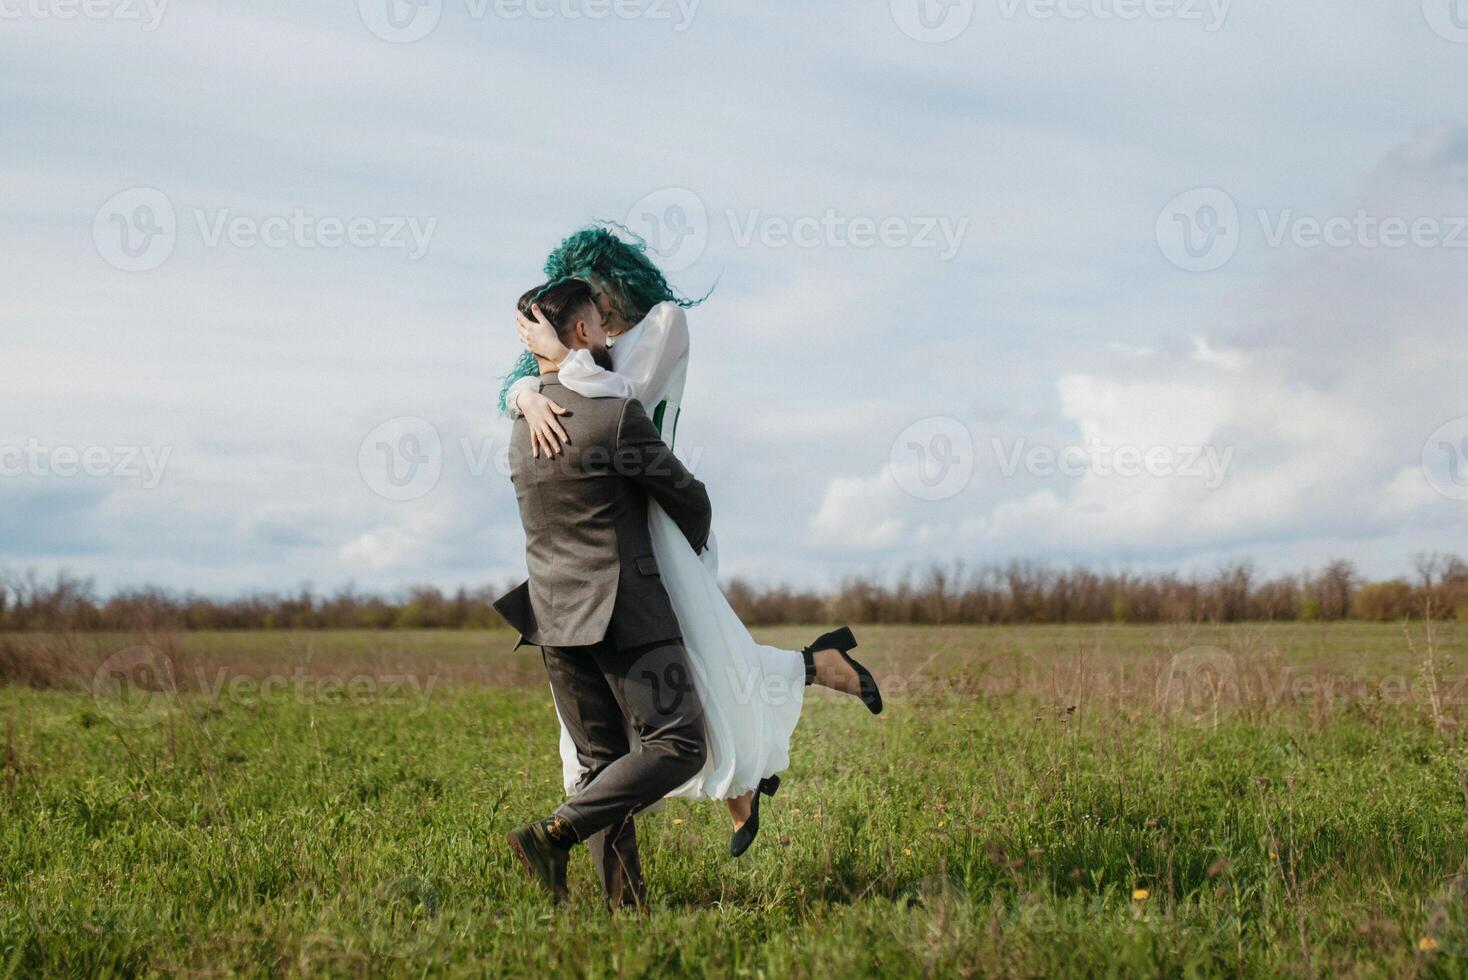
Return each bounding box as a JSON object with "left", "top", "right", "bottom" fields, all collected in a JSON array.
[{"left": 507, "top": 302, "right": 806, "bottom": 801}]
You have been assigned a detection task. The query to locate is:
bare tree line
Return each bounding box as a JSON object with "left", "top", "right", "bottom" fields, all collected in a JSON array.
[
  {"left": 2, "top": 554, "right": 1465, "bottom": 631},
  {"left": 727, "top": 555, "right": 1468, "bottom": 626}
]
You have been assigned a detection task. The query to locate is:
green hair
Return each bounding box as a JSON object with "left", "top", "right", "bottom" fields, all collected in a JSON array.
[{"left": 497, "top": 224, "right": 710, "bottom": 416}]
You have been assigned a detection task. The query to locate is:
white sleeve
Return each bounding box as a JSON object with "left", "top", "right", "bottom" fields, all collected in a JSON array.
[
  {"left": 558, "top": 304, "right": 689, "bottom": 405},
  {"left": 503, "top": 374, "right": 541, "bottom": 418},
  {"left": 555, "top": 349, "right": 636, "bottom": 398}
]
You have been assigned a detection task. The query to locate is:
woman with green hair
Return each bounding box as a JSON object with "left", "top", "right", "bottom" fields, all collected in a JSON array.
[{"left": 501, "top": 226, "right": 882, "bottom": 857}]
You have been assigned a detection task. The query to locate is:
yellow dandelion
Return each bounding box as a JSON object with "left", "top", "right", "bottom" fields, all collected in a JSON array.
[
  {"left": 1132, "top": 888, "right": 1150, "bottom": 901},
  {"left": 1419, "top": 937, "right": 1440, "bottom": 952},
  {"left": 937, "top": 821, "right": 946, "bottom": 828},
  {"left": 1269, "top": 850, "right": 1278, "bottom": 861},
  {"left": 903, "top": 848, "right": 913, "bottom": 856},
  {"left": 672, "top": 818, "right": 684, "bottom": 826},
  {"left": 516, "top": 770, "right": 526, "bottom": 776}
]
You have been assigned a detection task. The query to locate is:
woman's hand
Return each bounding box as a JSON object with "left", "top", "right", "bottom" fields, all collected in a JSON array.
[
  {"left": 516, "top": 388, "right": 571, "bottom": 458},
  {"left": 518, "top": 304, "right": 570, "bottom": 363}
]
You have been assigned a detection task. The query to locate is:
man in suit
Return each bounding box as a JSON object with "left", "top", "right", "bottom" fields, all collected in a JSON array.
[{"left": 495, "top": 277, "right": 712, "bottom": 907}]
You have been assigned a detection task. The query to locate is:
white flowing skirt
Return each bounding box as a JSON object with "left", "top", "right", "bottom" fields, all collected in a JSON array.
[{"left": 553, "top": 502, "right": 806, "bottom": 801}]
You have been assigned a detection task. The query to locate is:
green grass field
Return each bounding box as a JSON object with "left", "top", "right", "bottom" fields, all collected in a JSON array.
[{"left": 5, "top": 623, "right": 1468, "bottom": 977}]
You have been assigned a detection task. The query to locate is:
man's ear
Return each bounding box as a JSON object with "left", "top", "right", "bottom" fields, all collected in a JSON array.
[{"left": 571, "top": 319, "right": 589, "bottom": 347}]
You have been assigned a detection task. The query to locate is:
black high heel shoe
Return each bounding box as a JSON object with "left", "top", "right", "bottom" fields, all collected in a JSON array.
[
  {"left": 729, "top": 775, "right": 780, "bottom": 858},
  {"left": 802, "top": 626, "right": 883, "bottom": 715}
]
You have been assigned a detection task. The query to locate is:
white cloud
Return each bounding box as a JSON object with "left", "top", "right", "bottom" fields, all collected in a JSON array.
[
  {"left": 1191, "top": 336, "right": 1250, "bottom": 371},
  {"left": 806, "top": 471, "right": 908, "bottom": 552},
  {"left": 803, "top": 126, "right": 1468, "bottom": 576}
]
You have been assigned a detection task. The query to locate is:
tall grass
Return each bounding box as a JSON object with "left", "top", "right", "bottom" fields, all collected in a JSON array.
[{"left": 2, "top": 622, "right": 1467, "bottom": 976}]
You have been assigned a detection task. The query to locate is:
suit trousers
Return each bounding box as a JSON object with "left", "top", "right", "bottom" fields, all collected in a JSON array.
[{"left": 542, "top": 636, "right": 707, "bottom": 903}]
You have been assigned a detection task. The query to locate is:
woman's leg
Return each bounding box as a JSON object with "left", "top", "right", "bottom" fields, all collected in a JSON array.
[
  {"left": 807, "top": 646, "right": 866, "bottom": 696},
  {"left": 726, "top": 792, "right": 754, "bottom": 830}
]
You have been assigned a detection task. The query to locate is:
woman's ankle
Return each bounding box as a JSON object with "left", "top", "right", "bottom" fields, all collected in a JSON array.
[
  {"left": 812, "top": 649, "right": 859, "bottom": 694},
  {"left": 727, "top": 791, "right": 753, "bottom": 829}
]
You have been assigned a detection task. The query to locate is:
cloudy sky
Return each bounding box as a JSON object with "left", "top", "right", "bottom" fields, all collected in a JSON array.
[{"left": 3, "top": 0, "right": 1467, "bottom": 595}]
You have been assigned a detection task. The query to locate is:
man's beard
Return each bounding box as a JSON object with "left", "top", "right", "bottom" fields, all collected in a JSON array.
[{"left": 590, "top": 344, "right": 614, "bottom": 371}]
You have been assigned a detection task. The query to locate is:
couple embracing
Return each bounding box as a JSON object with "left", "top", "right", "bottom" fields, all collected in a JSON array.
[{"left": 494, "top": 227, "right": 881, "bottom": 906}]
